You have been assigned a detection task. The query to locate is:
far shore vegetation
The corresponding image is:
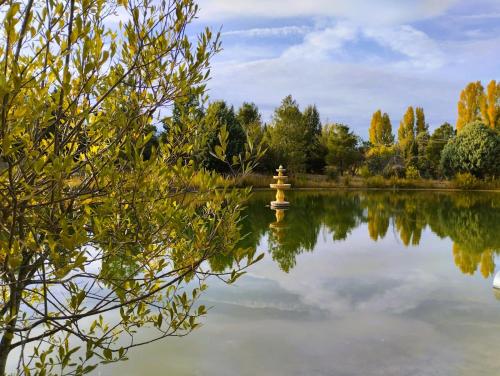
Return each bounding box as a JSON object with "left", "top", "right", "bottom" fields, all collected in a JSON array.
[{"left": 156, "top": 80, "right": 499, "bottom": 191}]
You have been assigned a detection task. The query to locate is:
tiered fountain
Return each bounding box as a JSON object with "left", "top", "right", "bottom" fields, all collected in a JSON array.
[{"left": 270, "top": 165, "right": 291, "bottom": 209}]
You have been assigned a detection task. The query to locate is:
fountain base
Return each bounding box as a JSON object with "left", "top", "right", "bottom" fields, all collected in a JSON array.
[{"left": 271, "top": 201, "right": 290, "bottom": 208}]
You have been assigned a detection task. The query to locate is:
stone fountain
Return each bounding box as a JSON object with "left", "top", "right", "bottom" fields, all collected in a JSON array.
[{"left": 270, "top": 165, "right": 291, "bottom": 209}]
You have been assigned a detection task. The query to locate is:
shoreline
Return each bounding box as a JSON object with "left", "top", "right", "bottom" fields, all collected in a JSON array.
[
  {"left": 233, "top": 174, "right": 500, "bottom": 192},
  {"left": 250, "top": 187, "right": 500, "bottom": 193}
]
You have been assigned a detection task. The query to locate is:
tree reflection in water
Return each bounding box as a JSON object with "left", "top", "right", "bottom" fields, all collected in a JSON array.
[{"left": 241, "top": 190, "right": 500, "bottom": 277}]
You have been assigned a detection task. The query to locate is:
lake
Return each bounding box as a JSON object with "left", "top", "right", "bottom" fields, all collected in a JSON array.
[{"left": 105, "top": 190, "right": 500, "bottom": 376}]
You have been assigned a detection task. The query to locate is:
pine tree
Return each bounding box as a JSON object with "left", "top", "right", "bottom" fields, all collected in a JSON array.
[
  {"left": 303, "top": 105, "right": 325, "bottom": 172},
  {"left": 237, "top": 102, "right": 263, "bottom": 143},
  {"left": 457, "top": 81, "right": 484, "bottom": 132},
  {"left": 267, "top": 95, "right": 307, "bottom": 172}
]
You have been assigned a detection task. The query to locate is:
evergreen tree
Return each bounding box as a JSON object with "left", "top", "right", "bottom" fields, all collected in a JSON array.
[
  {"left": 321, "top": 124, "right": 362, "bottom": 176},
  {"left": 303, "top": 105, "right": 326, "bottom": 172},
  {"left": 426, "top": 122, "right": 455, "bottom": 178},
  {"left": 415, "top": 130, "right": 430, "bottom": 176},
  {"left": 237, "top": 102, "right": 263, "bottom": 143},
  {"left": 457, "top": 81, "right": 484, "bottom": 132},
  {"left": 441, "top": 121, "right": 500, "bottom": 178},
  {"left": 267, "top": 95, "right": 307, "bottom": 172},
  {"left": 200, "top": 101, "right": 246, "bottom": 171}
]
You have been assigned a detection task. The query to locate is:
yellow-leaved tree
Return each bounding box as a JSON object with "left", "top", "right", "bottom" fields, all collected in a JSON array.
[
  {"left": 369, "top": 110, "right": 393, "bottom": 146},
  {"left": 480, "top": 80, "right": 500, "bottom": 130},
  {"left": 0, "top": 0, "right": 264, "bottom": 374},
  {"left": 397, "top": 106, "right": 416, "bottom": 163},
  {"left": 457, "top": 80, "right": 500, "bottom": 132}
]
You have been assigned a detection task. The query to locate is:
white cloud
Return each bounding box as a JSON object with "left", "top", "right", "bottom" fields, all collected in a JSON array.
[
  {"left": 363, "top": 25, "right": 446, "bottom": 70},
  {"left": 282, "top": 22, "right": 358, "bottom": 60},
  {"left": 223, "top": 26, "right": 310, "bottom": 38},
  {"left": 200, "top": 0, "right": 500, "bottom": 134},
  {"left": 199, "top": 0, "right": 459, "bottom": 25},
  {"left": 209, "top": 53, "right": 459, "bottom": 133}
]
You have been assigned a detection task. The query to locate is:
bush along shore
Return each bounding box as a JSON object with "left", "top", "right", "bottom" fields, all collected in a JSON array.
[{"left": 233, "top": 173, "right": 500, "bottom": 191}]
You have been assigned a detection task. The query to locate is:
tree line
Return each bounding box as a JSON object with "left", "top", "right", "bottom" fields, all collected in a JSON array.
[{"left": 169, "top": 80, "right": 499, "bottom": 180}]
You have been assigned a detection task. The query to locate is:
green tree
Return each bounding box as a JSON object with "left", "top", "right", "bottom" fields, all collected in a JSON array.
[
  {"left": 198, "top": 101, "right": 247, "bottom": 172},
  {"left": 163, "top": 92, "right": 205, "bottom": 136},
  {"left": 441, "top": 121, "right": 500, "bottom": 178},
  {"left": 425, "top": 123, "right": 455, "bottom": 178},
  {"left": 398, "top": 106, "right": 416, "bottom": 165},
  {"left": 415, "top": 130, "right": 430, "bottom": 176},
  {"left": 267, "top": 95, "right": 307, "bottom": 172},
  {"left": 0, "top": 1, "right": 261, "bottom": 374},
  {"left": 303, "top": 105, "right": 326, "bottom": 172},
  {"left": 320, "top": 124, "right": 362, "bottom": 176},
  {"left": 237, "top": 102, "right": 263, "bottom": 141}
]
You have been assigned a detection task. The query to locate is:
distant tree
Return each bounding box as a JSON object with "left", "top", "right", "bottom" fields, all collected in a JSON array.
[
  {"left": 369, "top": 110, "right": 382, "bottom": 144},
  {"left": 369, "top": 110, "right": 394, "bottom": 146},
  {"left": 415, "top": 107, "right": 428, "bottom": 133},
  {"left": 165, "top": 92, "right": 205, "bottom": 133},
  {"left": 441, "top": 121, "right": 500, "bottom": 178},
  {"left": 267, "top": 95, "right": 307, "bottom": 172},
  {"left": 365, "top": 145, "right": 403, "bottom": 177},
  {"left": 237, "top": 102, "right": 262, "bottom": 138},
  {"left": 415, "top": 130, "right": 430, "bottom": 177},
  {"left": 398, "top": 106, "right": 416, "bottom": 165},
  {"left": 425, "top": 122, "right": 455, "bottom": 178},
  {"left": 161, "top": 93, "right": 205, "bottom": 159},
  {"left": 321, "top": 124, "right": 362, "bottom": 176},
  {"left": 381, "top": 113, "right": 395, "bottom": 145},
  {"left": 303, "top": 105, "right": 326, "bottom": 172},
  {"left": 199, "top": 101, "right": 247, "bottom": 171},
  {"left": 480, "top": 80, "right": 500, "bottom": 130},
  {"left": 457, "top": 81, "right": 484, "bottom": 132}
]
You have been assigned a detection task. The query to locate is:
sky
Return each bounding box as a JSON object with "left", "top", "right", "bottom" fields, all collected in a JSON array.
[{"left": 191, "top": 0, "right": 500, "bottom": 138}]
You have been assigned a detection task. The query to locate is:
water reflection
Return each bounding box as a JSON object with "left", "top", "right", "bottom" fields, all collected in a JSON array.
[{"left": 241, "top": 190, "right": 500, "bottom": 277}]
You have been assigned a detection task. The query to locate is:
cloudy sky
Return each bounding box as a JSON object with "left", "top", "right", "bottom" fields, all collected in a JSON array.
[{"left": 192, "top": 0, "right": 500, "bottom": 138}]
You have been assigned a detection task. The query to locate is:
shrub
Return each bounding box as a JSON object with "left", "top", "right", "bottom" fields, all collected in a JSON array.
[
  {"left": 365, "top": 175, "right": 386, "bottom": 188},
  {"left": 405, "top": 165, "right": 420, "bottom": 180},
  {"left": 325, "top": 166, "right": 339, "bottom": 181},
  {"left": 343, "top": 175, "right": 351, "bottom": 186},
  {"left": 358, "top": 165, "right": 371, "bottom": 178},
  {"left": 441, "top": 122, "right": 500, "bottom": 178},
  {"left": 365, "top": 145, "right": 403, "bottom": 177},
  {"left": 453, "top": 172, "right": 480, "bottom": 190}
]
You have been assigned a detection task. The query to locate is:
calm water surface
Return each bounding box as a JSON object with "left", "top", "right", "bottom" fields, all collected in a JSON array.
[{"left": 106, "top": 190, "right": 500, "bottom": 376}]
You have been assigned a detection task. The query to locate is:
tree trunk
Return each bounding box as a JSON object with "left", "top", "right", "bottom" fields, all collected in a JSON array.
[
  {"left": 0, "top": 339, "right": 11, "bottom": 376},
  {"left": 0, "top": 286, "right": 20, "bottom": 376}
]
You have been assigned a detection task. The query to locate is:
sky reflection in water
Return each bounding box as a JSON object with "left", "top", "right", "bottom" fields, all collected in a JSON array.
[{"left": 107, "top": 190, "right": 500, "bottom": 376}]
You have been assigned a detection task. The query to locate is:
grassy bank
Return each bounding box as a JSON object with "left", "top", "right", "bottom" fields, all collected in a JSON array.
[{"left": 233, "top": 173, "right": 500, "bottom": 191}]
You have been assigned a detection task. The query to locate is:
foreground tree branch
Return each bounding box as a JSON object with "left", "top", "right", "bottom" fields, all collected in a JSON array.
[{"left": 0, "top": 0, "right": 262, "bottom": 374}]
